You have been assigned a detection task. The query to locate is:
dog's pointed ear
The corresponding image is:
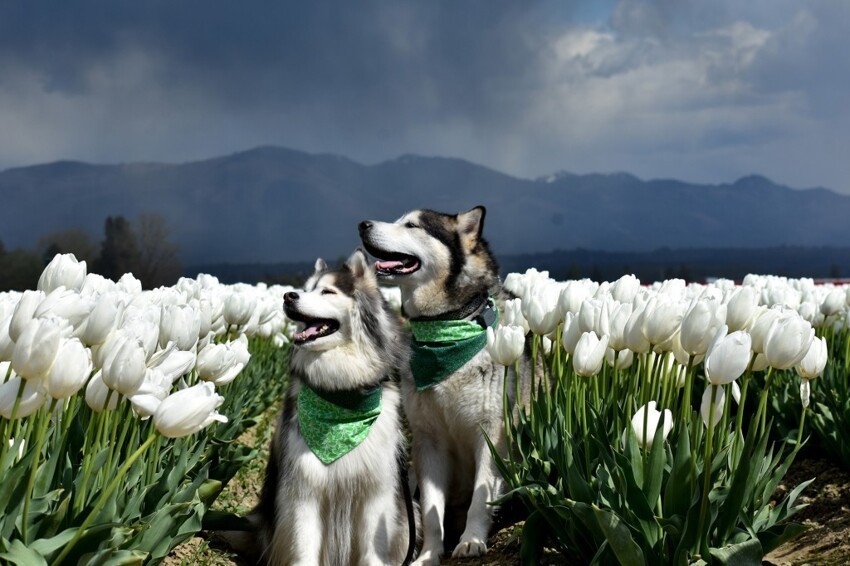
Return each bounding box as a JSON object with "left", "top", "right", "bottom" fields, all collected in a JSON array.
[
  {"left": 313, "top": 258, "right": 328, "bottom": 275},
  {"left": 457, "top": 206, "right": 486, "bottom": 251},
  {"left": 346, "top": 248, "right": 376, "bottom": 287}
]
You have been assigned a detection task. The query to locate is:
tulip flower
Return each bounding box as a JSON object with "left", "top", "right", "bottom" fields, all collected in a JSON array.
[
  {"left": 680, "top": 298, "right": 727, "bottom": 356},
  {"left": 9, "top": 290, "right": 45, "bottom": 343},
  {"left": 624, "top": 304, "right": 650, "bottom": 353},
  {"left": 749, "top": 307, "right": 782, "bottom": 354},
  {"left": 630, "top": 401, "right": 673, "bottom": 450},
  {"left": 578, "top": 299, "right": 602, "bottom": 335},
  {"left": 820, "top": 289, "right": 845, "bottom": 317},
  {"left": 154, "top": 382, "right": 228, "bottom": 438},
  {"left": 763, "top": 314, "right": 815, "bottom": 370},
  {"left": 224, "top": 291, "right": 256, "bottom": 327},
  {"left": 121, "top": 316, "right": 160, "bottom": 361},
  {"left": 129, "top": 369, "right": 172, "bottom": 418},
  {"left": 558, "top": 280, "right": 592, "bottom": 317},
  {"left": 0, "top": 317, "right": 14, "bottom": 362},
  {"left": 561, "top": 312, "right": 582, "bottom": 355},
  {"left": 34, "top": 287, "right": 93, "bottom": 333},
  {"left": 82, "top": 292, "right": 126, "bottom": 346},
  {"left": 605, "top": 301, "right": 632, "bottom": 352},
  {"left": 641, "top": 296, "right": 685, "bottom": 346},
  {"left": 38, "top": 253, "right": 87, "bottom": 293},
  {"left": 85, "top": 371, "right": 119, "bottom": 412},
  {"left": 725, "top": 286, "right": 760, "bottom": 332},
  {"left": 100, "top": 331, "right": 147, "bottom": 395},
  {"left": 796, "top": 336, "right": 827, "bottom": 380},
  {"left": 800, "top": 380, "right": 811, "bottom": 409},
  {"left": 148, "top": 343, "right": 196, "bottom": 383},
  {"left": 159, "top": 304, "right": 201, "bottom": 351},
  {"left": 196, "top": 342, "right": 245, "bottom": 385},
  {"left": 573, "top": 332, "right": 609, "bottom": 377},
  {"left": 701, "top": 386, "right": 726, "bottom": 429},
  {"left": 0, "top": 374, "right": 47, "bottom": 418},
  {"left": 501, "top": 298, "right": 530, "bottom": 335},
  {"left": 605, "top": 347, "right": 634, "bottom": 370},
  {"left": 522, "top": 281, "right": 561, "bottom": 335},
  {"left": 704, "top": 328, "right": 751, "bottom": 385},
  {"left": 11, "top": 316, "right": 71, "bottom": 381},
  {"left": 45, "top": 338, "right": 93, "bottom": 399},
  {"left": 610, "top": 274, "right": 640, "bottom": 304},
  {"left": 486, "top": 325, "right": 526, "bottom": 367}
]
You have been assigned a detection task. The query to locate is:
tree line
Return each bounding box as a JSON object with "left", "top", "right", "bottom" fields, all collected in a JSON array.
[{"left": 0, "top": 213, "right": 182, "bottom": 292}]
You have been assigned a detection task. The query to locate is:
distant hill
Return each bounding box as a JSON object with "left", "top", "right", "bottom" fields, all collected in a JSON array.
[{"left": 1, "top": 146, "right": 849, "bottom": 265}]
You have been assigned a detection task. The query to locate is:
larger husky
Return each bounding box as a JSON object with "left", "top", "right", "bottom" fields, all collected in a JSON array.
[
  {"left": 255, "top": 250, "right": 416, "bottom": 565},
  {"left": 359, "top": 207, "right": 527, "bottom": 565}
]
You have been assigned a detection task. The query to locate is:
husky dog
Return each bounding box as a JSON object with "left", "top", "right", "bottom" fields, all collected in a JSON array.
[
  {"left": 359, "top": 207, "right": 528, "bottom": 565},
  {"left": 254, "top": 250, "right": 416, "bottom": 565}
]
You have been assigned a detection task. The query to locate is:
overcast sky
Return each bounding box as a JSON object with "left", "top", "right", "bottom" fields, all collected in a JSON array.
[{"left": 0, "top": 0, "right": 847, "bottom": 192}]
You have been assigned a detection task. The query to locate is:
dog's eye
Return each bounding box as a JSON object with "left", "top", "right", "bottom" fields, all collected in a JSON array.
[
  {"left": 404, "top": 221, "right": 418, "bottom": 229},
  {"left": 321, "top": 288, "right": 336, "bottom": 295}
]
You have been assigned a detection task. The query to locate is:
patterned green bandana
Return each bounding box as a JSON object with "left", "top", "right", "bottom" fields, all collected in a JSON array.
[
  {"left": 408, "top": 303, "right": 499, "bottom": 391},
  {"left": 297, "top": 384, "right": 383, "bottom": 464}
]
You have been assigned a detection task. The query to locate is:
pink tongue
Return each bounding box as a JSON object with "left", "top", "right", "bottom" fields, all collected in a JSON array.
[
  {"left": 376, "top": 260, "right": 404, "bottom": 270},
  {"left": 297, "top": 324, "right": 322, "bottom": 340}
]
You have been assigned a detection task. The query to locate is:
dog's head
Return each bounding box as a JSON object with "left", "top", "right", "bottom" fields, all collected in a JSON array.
[
  {"left": 284, "top": 249, "right": 407, "bottom": 389},
  {"left": 358, "top": 206, "right": 499, "bottom": 314}
]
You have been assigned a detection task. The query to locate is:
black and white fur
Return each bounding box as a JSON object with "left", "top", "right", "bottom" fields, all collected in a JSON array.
[
  {"left": 359, "top": 207, "right": 530, "bottom": 565},
  {"left": 254, "top": 250, "right": 416, "bottom": 565}
]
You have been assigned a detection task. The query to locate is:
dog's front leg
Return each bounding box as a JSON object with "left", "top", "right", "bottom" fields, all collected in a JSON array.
[
  {"left": 452, "top": 436, "right": 503, "bottom": 558},
  {"left": 357, "top": 486, "right": 398, "bottom": 566},
  {"left": 271, "top": 493, "right": 323, "bottom": 566},
  {"left": 411, "top": 437, "right": 449, "bottom": 566}
]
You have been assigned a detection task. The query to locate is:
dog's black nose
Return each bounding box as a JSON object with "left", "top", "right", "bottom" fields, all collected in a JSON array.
[
  {"left": 283, "top": 292, "right": 298, "bottom": 305},
  {"left": 358, "top": 220, "right": 373, "bottom": 236}
]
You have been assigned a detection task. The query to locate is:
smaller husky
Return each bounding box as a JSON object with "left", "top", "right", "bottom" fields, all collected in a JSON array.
[{"left": 254, "top": 250, "right": 416, "bottom": 565}]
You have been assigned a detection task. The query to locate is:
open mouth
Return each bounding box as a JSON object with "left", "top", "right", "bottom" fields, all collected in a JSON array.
[
  {"left": 286, "top": 308, "right": 340, "bottom": 344},
  {"left": 362, "top": 242, "right": 421, "bottom": 276}
]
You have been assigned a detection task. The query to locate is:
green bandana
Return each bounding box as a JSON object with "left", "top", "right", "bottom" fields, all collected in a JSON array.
[
  {"left": 297, "top": 384, "right": 383, "bottom": 464},
  {"left": 408, "top": 303, "right": 499, "bottom": 391}
]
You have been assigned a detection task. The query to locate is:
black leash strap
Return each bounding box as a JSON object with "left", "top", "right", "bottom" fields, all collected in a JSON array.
[{"left": 399, "top": 451, "right": 416, "bottom": 566}]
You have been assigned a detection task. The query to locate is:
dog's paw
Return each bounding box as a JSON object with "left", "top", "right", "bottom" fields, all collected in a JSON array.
[
  {"left": 411, "top": 549, "right": 441, "bottom": 566},
  {"left": 452, "top": 539, "right": 488, "bottom": 558}
]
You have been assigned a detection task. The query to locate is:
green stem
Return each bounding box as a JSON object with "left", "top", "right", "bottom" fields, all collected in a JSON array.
[
  {"left": 696, "top": 384, "right": 719, "bottom": 555},
  {"left": 52, "top": 431, "right": 158, "bottom": 566},
  {"left": 0, "top": 377, "right": 28, "bottom": 464},
  {"left": 22, "top": 399, "right": 57, "bottom": 543},
  {"left": 755, "top": 367, "right": 775, "bottom": 438}
]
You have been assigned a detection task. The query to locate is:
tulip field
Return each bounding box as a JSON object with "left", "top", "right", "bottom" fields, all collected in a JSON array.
[
  {"left": 0, "top": 254, "right": 293, "bottom": 564},
  {"left": 2, "top": 255, "right": 850, "bottom": 564}
]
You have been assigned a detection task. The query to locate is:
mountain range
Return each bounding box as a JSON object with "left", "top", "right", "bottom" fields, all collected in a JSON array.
[{"left": 1, "top": 146, "right": 848, "bottom": 265}]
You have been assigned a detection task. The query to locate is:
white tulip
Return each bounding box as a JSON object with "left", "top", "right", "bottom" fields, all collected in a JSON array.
[
  {"left": 0, "top": 317, "right": 14, "bottom": 362},
  {"left": 11, "top": 317, "right": 71, "bottom": 381},
  {"left": 558, "top": 280, "right": 592, "bottom": 317},
  {"left": 821, "top": 290, "right": 845, "bottom": 317},
  {"left": 763, "top": 314, "right": 815, "bottom": 370},
  {"left": 82, "top": 292, "right": 126, "bottom": 346},
  {"left": 485, "top": 325, "right": 526, "bottom": 367},
  {"left": 749, "top": 307, "right": 782, "bottom": 354},
  {"left": 630, "top": 401, "right": 673, "bottom": 450},
  {"left": 85, "top": 371, "right": 119, "bottom": 412},
  {"left": 147, "top": 343, "right": 196, "bottom": 383},
  {"left": 117, "top": 273, "right": 143, "bottom": 295},
  {"left": 9, "top": 290, "right": 45, "bottom": 342},
  {"left": 45, "top": 338, "right": 92, "bottom": 399},
  {"left": 224, "top": 292, "right": 256, "bottom": 327},
  {"left": 701, "top": 386, "right": 726, "bottom": 429},
  {"left": 561, "top": 312, "right": 582, "bottom": 355},
  {"left": 704, "top": 329, "right": 751, "bottom": 385},
  {"left": 121, "top": 316, "right": 160, "bottom": 361},
  {"left": 34, "top": 287, "right": 93, "bottom": 332},
  {"left": 610, "top": 274, "right": 640, "bottom": 304},
  {"left": 605, "top": 347, "right": 634, "bottom": 370},
  {"left": 605, "top": 301, "right": 632, "bottom": 352},
  {"left": 624, "top": 303, "right": 650, "bottom": 353},
  {"left": 100, "top": 332, "right": 147, "bottom": 395},
  {"left": 725, "top": 286, "right": 760, "bottom": 332},
  {"left": 230, "top": 334, "right": 251, "bottom": 366},
  {"left": 573, "top": 332, "right": 609, "bottom": 377},
  {"left": 154, "top": 382, "right": 227, "bottom": 438},
  {"left": 38, "top": 253, "right": 87, "bottom": 293},
  {"left": 196, "top": 342, "right": 244, "bottom": 385},
  {"left": 795, "top": 336, "right": 827, "bottom": 380},
  {"left": 501, "top": 298, "right": 529, "bottom": 335},
  {"left": 797, "top": 301, "right": 819, "bottom": 325},
  {"left": 641, "top": 296, "right": 685, "bottom": 346},
  {"left": 159, "top": 304, "right": 201, "bottom": 351},
  {"left": 522, "top": 281, "right": 561, "bottom": 335},
  {"left": 680, "top": 298, "right": 727, "bottom": 356},
  {"left": 129, "top": 369, "right": 172, "bottom": 418},
  {"left": 0, "top": 374, "right": 47, "bottom": 418},
  {"left": 577, "top": 299, "right": 602, "bottom": 335}
]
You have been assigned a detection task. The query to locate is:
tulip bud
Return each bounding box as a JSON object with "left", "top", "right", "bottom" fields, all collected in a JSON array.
[
  {"left": 726, "top": 286, "right": 760, "bottom": 332},
  {"left": 624, "top": 304, "right": 650, "bottom": 354},
  {"left": 38, "top": 253, "right": 87, "bottom": 294},
  {"left": 0, "top": 317, "right": 14, "bottom": 362},
  {"left": 795, "top": 336, "right": 827, "bottom": 380},
  {"left": 630, "top": 401, "right": 673, "bottom": 450},
  {"left": 159, "top": 304, "right": 201, "bottom": 351},
  {"left": 129, "top": 369, "right": 172, "bottom": 418},
  {"left": 820, "top": 289, "right": 845, "bottom": 317},
  {"left": 100, "top": 332, "right": 147, "bottom": 395},
  {"left": 704, "top": 329, "right": 751, "bottom": 385},
  {"left": 680, "top": 298, "right": 727, "bottom": 356},
  {"left": 763, "top": 314, "right": 815, "bottom": 370},
  {"left": 605, "top": 347, "right": 634, "bottom": 370},
  {"left": 34, "top": 287, "right": 93, "bottom": 333},
  {"left": 561, "top": 312, "right": 582, "bottom": 355},
  {"left": 641, "top": 296, "right": 685, "bottom": 346},
  {"left": 522, "top": 282, "right": 561, "bottom": 335},
  {"left": 11, "top": 317, "right": 71, "bottom": 381},
  {"left": 485, "top": 325, "right": 526, "bottom": 367},
  {"left": 85, "top": 371, "right": 119, "bottom": 412},
  {"left": 573, "top": 332, "right": 609, "bottom": 377},
  {"left": 147, "top": 343, "right": 196, "bottom": 383},
  {"left": 196, "top": 342, "right": 244, "bottom": 385},
  {"left": 501, "top": 299, "right": 530, "bottom": 335},
  {"left": 610, "top": 274, "right": 640, "bottom": 304},
  {"left": 82, "top": 292, "right": 126, "bottom": 346},
  {"left": 605, "top": 301, "right": 632, "bottom": 352},
  {"left": 749, "top": 307, "right": 782, "bottom": 354},
  {"left": 45, "top": 338, "right": 93, "bottom": 399},
  {"left": 0, "top": 374, "right": 47, "bottom": 419},
  {"left": 153, "top": 382, "right": 227, "bottom": 438},
  {"left": 224, "top": 292, "right": 256, "bottom": 327},
  {"left": 9, "top": 290, "right": 45, "bottom": 343}
]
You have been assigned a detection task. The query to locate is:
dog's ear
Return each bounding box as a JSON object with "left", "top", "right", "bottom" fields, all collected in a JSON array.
[
  {"left": 457, "top": 206, "right": 486, "bottom": 251},
  {"left": 345, "top": 249, "right": 377, "bottom": 287},
  {"left": 313, "top": 258, "right": 328, "bottom": 275}
]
